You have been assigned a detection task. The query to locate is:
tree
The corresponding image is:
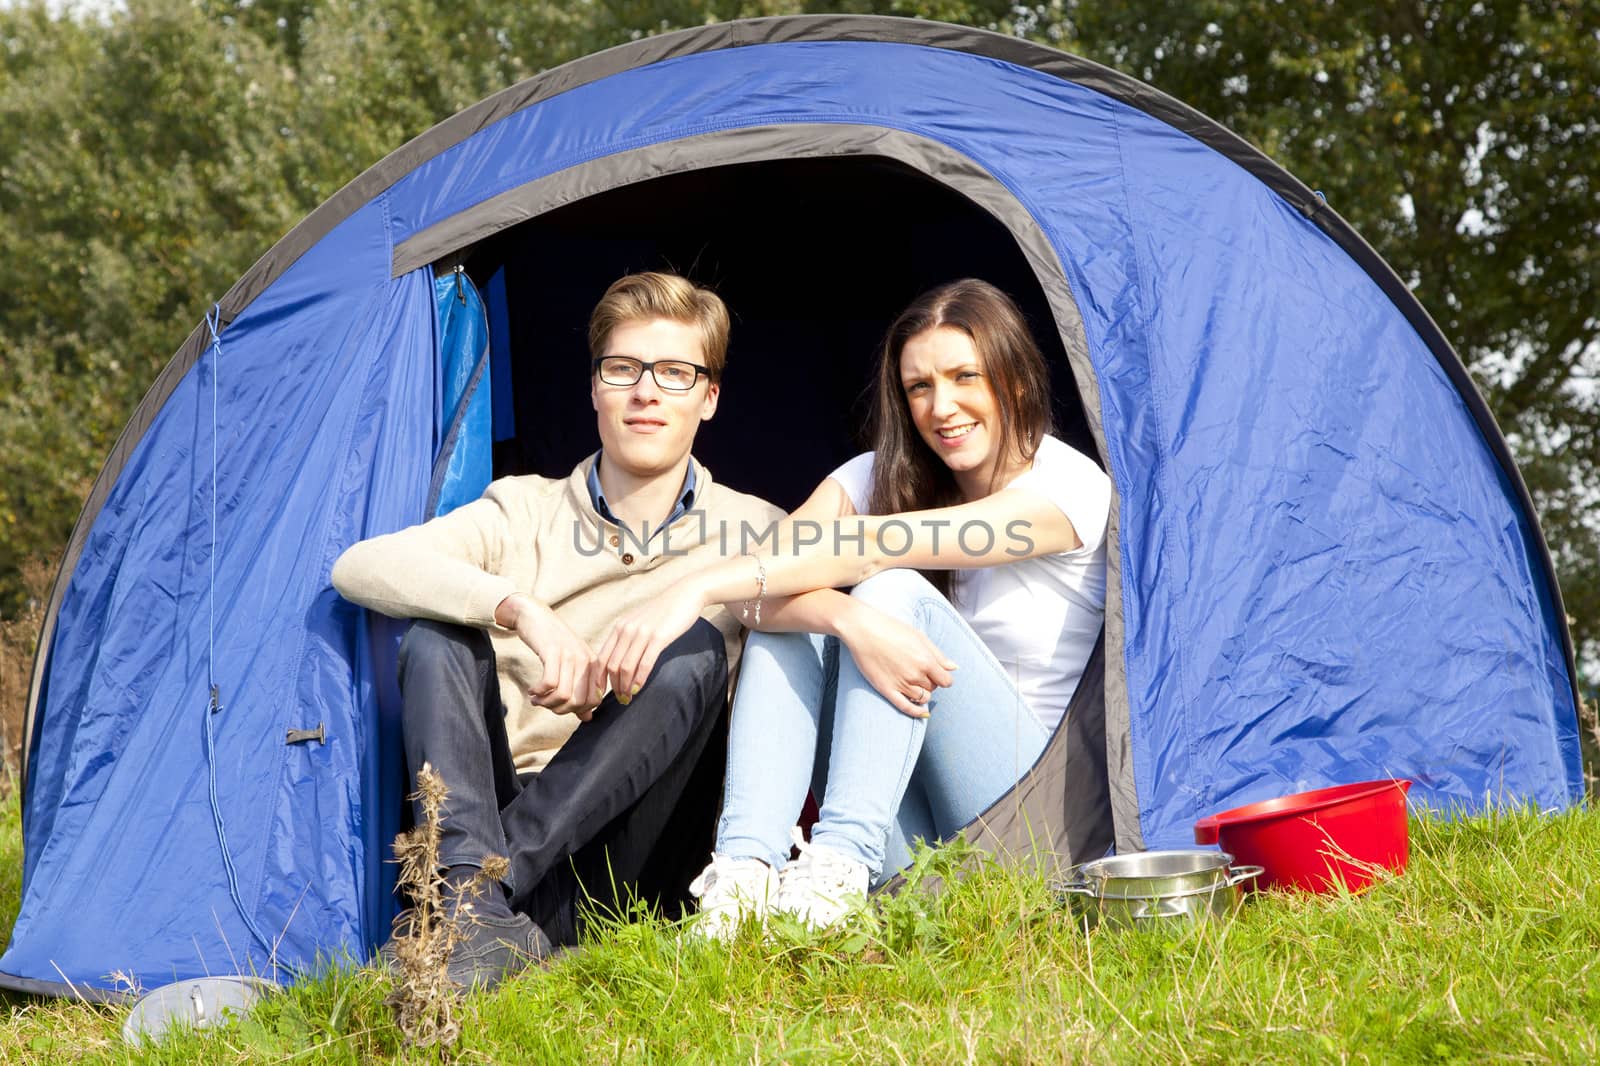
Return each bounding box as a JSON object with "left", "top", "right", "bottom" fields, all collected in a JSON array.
[
  {"left": 0, "top": 0, "right": 309, "bottom": 616},
  {"left": 1046, "top": 0, "right": 1599, "bottom": 678}
]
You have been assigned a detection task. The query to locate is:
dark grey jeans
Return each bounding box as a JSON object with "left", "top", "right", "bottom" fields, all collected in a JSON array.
[{"left": 396, "top": 617, "right": 729, "bottom": 946}]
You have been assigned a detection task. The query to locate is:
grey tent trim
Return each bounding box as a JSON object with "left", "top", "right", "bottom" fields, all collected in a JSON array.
[
  {"left": 396, "top": 123, "right": 1074, "bottom": 279},
  {"left": 0, "top": 971, "right": 131, "bottom": 1005},
  {"left": 390, "top": 120, "right": 1127, "bottom": 860},
  {"left": 963, "top": 634, "right": 1112, "bottom": 871},
  {"left": 26, "top": 14, "right": 1577, "bottom": 833}
]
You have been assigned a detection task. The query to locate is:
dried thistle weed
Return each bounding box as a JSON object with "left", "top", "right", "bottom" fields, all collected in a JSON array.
[{"left": 386, "top": 762, "right": 510, "bottom": 1052}]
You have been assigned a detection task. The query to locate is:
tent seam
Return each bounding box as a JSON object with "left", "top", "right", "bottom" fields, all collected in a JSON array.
[{"left": 199, "top": 309, "right": 293, "bottom": 970}]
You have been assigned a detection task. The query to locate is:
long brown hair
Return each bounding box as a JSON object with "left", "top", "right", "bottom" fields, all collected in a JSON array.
[{"left": 866, "top": 279, "right": 1053, "bottom": 596}]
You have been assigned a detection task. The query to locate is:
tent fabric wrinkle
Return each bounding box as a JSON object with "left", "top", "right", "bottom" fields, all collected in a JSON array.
[{"left": 2, "top": 15, "right": 1579, "bottom": 997}]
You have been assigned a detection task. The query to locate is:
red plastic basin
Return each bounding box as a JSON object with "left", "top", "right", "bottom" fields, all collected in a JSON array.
[{"left": 1193, "top": 779, "right": 1412, "bottom": 894}]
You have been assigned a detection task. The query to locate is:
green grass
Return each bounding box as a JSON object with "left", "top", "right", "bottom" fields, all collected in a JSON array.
[{"left": 2, "top": 800, "right": 1599, "bottom": 1063}]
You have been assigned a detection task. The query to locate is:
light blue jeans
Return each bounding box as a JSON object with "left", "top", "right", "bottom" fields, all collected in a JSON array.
[{"left": 717, "top": 569, "right": 1052, "bottom": 886}]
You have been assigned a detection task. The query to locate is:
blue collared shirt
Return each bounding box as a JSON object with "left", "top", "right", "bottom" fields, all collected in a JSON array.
[{"left": 586, "top": 452, "right": 698, "bottom": 529}]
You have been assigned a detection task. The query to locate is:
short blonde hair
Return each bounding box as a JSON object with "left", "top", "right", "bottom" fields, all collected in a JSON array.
[{"left": 587, "top": 272, "right": 730, "bottom": 381}]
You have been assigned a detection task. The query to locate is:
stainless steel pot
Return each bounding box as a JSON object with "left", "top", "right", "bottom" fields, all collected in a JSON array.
[{"left": 1055, "top": 850, "right": 1262, "bottom": 928}]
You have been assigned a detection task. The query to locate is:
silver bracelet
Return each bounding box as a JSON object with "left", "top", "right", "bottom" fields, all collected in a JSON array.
[{"left": 741, "top": 556, "right": 767, "bottom": 627}]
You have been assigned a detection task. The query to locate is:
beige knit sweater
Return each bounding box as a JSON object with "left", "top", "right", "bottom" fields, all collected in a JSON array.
[{"left": 331, "top": 453, "right": 784, "bottom": 772}]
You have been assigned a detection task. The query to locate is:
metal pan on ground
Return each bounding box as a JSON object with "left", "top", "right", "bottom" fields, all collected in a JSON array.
[
  {"left": 1055, "top": 849, "right": 1262, "bottom": 929},
  {"left": 122, "top": 975, "right": 274, "bottom": 1046}
]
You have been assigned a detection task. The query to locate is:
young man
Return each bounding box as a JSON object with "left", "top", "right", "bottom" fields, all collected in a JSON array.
[{"left": 332, "top": 272, "right": 782, "bottom": 988}]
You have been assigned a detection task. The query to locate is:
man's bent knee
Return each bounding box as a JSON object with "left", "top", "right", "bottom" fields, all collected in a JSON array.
[
  {"left": 398, "top": 618, "right": 492, "bottom": 681},
  {"left": 645, "top": 618, "right": 728, "bottom": 695}
]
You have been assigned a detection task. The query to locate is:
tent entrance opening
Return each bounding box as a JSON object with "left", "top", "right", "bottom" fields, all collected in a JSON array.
[{"left": 458, "top": 154, "right": 1098, "bottom": 511}]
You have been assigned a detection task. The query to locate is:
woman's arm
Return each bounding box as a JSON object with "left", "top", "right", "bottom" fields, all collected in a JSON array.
[
  {"left": 733, "top": 473, "right": 958, "bottom": 717},
  {"left": 787, "top": 486, "right": 1084, "bottom": 585},
  {"left": 591, "top": 475, "right": 862, "bottom": 702},
  {"left": 636, "top": 484, "right": 1083, "bottom": 619},
  {"left": 731, "top": 478, "right": 860, "bottom": 635},
  {"left": 598, "top": 479, "right": 1075, "bottom": 700}
]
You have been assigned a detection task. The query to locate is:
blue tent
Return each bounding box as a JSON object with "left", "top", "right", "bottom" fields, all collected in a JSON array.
[{"left": 3, "top": 15, "right": 1582, "bottom": 998}]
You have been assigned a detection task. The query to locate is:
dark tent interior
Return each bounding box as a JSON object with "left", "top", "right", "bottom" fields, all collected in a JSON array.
[
  {"left": 445, "top": 155, "right": 1113, "bottom": 896},
  {"left": 460, "top": 155, "right": 1101, "bottom": 510}
]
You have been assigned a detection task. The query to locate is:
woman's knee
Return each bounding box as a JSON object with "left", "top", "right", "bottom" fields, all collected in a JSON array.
[
  {"left": 744, "top": 628, "right": 828, "bottom": 660},
  {"left": 848, "top": 568, "right": 939, "bottom": 615}
]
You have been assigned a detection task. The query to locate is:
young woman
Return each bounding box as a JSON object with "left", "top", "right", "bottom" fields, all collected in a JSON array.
[{"left": 595, "top": 279, "right": 1111, "bottom": 933}]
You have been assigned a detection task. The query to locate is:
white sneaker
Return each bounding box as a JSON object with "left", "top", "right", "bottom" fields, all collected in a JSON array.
[
  {"left": 687, "top": 854, "right": 779, "bottom": 941},
  {"left": 773, "top": 837, "right": 870, "bottom": 930}
]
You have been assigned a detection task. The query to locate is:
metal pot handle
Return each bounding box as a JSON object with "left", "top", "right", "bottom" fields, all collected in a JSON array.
[
  {"left": 1054, "top": 879, "right": 1093, "bottom": 897},
  {"left": 1226, "top": 865, "right": 1265, "bottom": 887}
]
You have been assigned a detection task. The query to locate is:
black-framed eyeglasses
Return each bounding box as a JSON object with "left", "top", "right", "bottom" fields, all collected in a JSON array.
[{"left": 592, "top": 356, "right": 711, "bottom": 392}]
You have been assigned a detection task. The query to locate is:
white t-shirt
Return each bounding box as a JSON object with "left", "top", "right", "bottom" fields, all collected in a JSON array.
[{"left": 828, "top": 435, "right": 1111, "bottom": 731}]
